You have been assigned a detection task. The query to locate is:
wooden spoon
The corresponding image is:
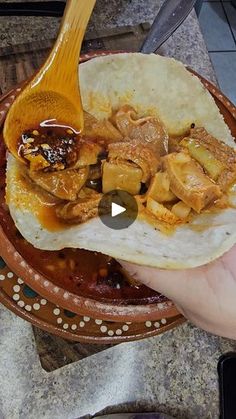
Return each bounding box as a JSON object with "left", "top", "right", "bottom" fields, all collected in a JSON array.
[{"left": 3, "top": 0, "right": 96, "bottom": 162}]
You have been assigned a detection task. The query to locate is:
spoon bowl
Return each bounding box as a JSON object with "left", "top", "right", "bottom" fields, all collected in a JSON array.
[{"left": 3, "top": 0, "right": 96, "bottom": 162}]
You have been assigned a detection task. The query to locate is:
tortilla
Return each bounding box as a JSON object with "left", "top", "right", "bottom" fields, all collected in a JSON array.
[
  {"left": 5, "top": 53, "right": 236, "bottom": 269},
  {"left": 80, "top": 53, "right": 233, "bottom": 145}
]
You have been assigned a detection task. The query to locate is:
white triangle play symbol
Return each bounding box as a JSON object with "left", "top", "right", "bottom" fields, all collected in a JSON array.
[{"left": 111, "top": 202, "right": 126, "bottom": 217}]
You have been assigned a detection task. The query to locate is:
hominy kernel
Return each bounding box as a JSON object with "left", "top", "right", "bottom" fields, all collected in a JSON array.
[
  {"left": 69, "top": 259, "right": 75, "bottom": 270},
  {"left": 99, "top": 268, "right": 108, "bottom": 278},
  {"left": 46, "top": 265, "right": 55, "bottom": 272},
  {"left": 58, "top": 260, "right": 66, "bottom": 269},
  {"left": 32, "top": 130, "right": 39, "bottom": 136}
]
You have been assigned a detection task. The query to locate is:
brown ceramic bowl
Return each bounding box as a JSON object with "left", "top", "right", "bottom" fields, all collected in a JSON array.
[
  {"left": 0, "top": 260, "right": 184, "bottom": 343},
  {"left": 0, "top": 51, "right": 235, "bottom": 323}
]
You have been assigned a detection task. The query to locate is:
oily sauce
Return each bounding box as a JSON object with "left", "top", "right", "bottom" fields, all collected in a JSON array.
[
  {"left": 18, "top": 123, "right": 81, "bottom": 171},
  {"left": 0, "top": 134, "right": 165, "bottom": 304}
]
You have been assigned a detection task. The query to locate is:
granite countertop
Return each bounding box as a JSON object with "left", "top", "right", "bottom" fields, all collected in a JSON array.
[{"left": 0, "top": 1, "right": 234, "bottom": 419}]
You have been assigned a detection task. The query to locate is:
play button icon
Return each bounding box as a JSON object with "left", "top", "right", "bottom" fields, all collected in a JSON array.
[
  {"left": 98, "top": 190, "right": 138, "bottom": 230},
  {"left": 111, "top": 202, "right": 126, "bottom": 217}
]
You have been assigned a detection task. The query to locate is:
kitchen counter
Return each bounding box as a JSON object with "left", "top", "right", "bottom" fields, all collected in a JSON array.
[
  {"left": 0, "top": 0, "right": 216, "bottom": 83},
  {"left": 0, "top": 1, "right": 234, "bottom": 419}
]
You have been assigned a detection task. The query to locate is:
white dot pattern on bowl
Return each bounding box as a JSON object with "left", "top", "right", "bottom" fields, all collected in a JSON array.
[
  {"left": 9, "top": 279, "right": 55, "bottom": 314},
  {"left": 0, "top": 248, "right": 177, "bottom": 339},
  {"left": 53, "top": 308, "right": 60, "bottom": 316},
  {"left": 122, "top": 325, "right": 129, "bottom": 332},
  {"left": 20, "top": 261, "right": 26, "bottom": 268},
  {"left": 100, "top": 326, "right": 107, "bottom": 333},
  {"left": 17, "top": 278, "right": 24, "bottom": 285},
  {"left": 83, "top": 316, "right": 90, "bottom": 322},
  {"left": 71, "top": 324, "right": 77, "bottom": 331}
]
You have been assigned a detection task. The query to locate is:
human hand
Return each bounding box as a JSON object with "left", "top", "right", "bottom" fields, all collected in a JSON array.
[{"left": 119, "top": 246, "right": 236, "bottom": 339}]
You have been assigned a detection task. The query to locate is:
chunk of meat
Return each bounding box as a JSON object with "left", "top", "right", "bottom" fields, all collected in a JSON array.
[
  {"left": 102, "top": 161, "right": 142, "bottom": 195},
  {"left": 73, "top": 140, "right": 103, "bottom": 169},
  {"left": 168, "top": 135, "right": 186, "bottom": 153},
  {"left": 56, "top": 191, "right": 102, "bottom": 224},
  {"left": 24, "top": 153, "right": 50, "bottom": 171},
  {"left": 108, "top": 141, "right": 159, "bottom": 183},
  {"left": 181, "top": 137, "right": 225, "bottom": 181},
  {"left": 83, "top": 111, "right": 123, "bottom": 143},
  {"left": 189, "top": 127, "right": 236, "bottom": 190},
  {"left": 146, "top": 172, "right": 176, "bottom": 203},
  {"left": 171, "top": 201, "right": 191, "bottom": 219},
  {"left": 113, "top": 105, "right": 168, "bottom": 156},
  {"left": 146, "top": 197, "right": 179, "bottom": 224},
  {"left": 164, "top": 152, "right": 222, "bottom": 213},
  {"left": 29, "top": 167, "right": 89, "bottom": 201}
]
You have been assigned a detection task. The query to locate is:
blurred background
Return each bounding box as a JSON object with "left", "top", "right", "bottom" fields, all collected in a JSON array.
[
  {"left": 0, "top": 0, "right": 235, "bottom": 104},
  {"left": 198, "top": 0, "right": 236, "bottom": 104}
]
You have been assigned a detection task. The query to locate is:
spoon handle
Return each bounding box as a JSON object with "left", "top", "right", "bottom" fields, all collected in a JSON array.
[{"left": 32, "top": 0, "right": 96, "bottom": 90}]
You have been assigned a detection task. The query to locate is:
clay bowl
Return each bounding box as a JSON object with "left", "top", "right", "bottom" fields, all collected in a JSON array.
[
  {"left": 0, "top": 261, "right": 185, "bottom": 343},
  {"left": 0, "top": 51, "right": 235, "bottom": 323}
]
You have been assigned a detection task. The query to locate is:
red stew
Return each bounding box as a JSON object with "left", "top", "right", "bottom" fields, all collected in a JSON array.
[{"left": 0, "top": 134, "right": 166, "bottom": 304}]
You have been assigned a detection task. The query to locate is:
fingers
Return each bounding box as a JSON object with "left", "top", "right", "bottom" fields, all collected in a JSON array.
[
  {"left": 119, "top": 246, "right": 236, "bottom": 339},
  {"left": 118, "top": 260, "right": 194, "bottom": 301},
  {"left": 119, "top": 246, "right": 236, "bottom": 306}
]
